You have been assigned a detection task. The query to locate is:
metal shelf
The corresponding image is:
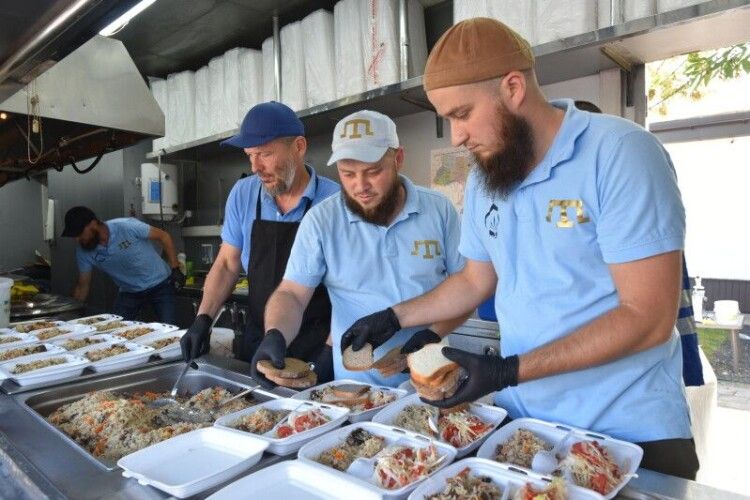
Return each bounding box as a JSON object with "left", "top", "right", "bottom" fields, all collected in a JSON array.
[{"left": 146, "top": 0, "right": 750, "bottom": 160}]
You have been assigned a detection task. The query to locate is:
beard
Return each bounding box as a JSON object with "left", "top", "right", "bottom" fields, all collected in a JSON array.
[
  {"left": 263, "top": 158, "right": 297, "bottom": 197},
  {"left": 344, "top": 176, "right": 403, "bottom": 226},
  {"left": 79, "top": 227, "right": 100, "bottom": 250},
  {"left": 474, "top": 104, "right": 535, "bottom": 199}
]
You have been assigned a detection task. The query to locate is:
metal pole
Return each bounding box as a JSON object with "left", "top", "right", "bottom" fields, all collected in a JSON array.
[
  {"left": 273, "top": 14, "right": 281, "bottom": 101},
  {"left": 398, "top": 0, "right": 409, "bottom": 81}
]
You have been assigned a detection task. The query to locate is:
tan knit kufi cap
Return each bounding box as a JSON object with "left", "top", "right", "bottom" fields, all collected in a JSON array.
[{"left": 423, "top": 17, "right": 535, "bottom": 91}]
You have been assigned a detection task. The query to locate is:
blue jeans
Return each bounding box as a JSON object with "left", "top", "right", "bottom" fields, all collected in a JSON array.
[{"left": 113, "top": 278, "right": 176, "bottom": 324}]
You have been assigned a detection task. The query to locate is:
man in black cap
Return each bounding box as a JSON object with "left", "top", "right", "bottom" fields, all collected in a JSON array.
[
  {"left": 180, "top": 101, "right": 339, "bottom": 381},
  {"left": 62, "top": 206, "right": 185, "bottom": 323}
]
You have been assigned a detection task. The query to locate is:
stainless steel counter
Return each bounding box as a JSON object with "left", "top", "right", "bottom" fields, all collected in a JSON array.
[{"left": 0, "top": 355, "right": 744, "bottom": 499}]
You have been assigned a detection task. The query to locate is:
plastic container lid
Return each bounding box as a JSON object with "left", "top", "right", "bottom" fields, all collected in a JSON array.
[
  {"left": 207, "top": 460, "right": 382, "bottom": 500},
  {"left": 118, "top": 427, "right": 268, "bottom": 499}
]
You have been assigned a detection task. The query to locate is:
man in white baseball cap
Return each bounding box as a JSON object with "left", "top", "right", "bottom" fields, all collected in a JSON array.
[{"left": 253, "top": 110, "right": 469, "bottom": 386}]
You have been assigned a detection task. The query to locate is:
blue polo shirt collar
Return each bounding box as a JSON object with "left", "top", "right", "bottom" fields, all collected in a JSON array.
[
  {"left": 345, "top": 174, "right": 421, "bottom": 225},
  {"left": 261, "top": 163, "right": 318, "bottom": 210},
  {"left": 519, "top": 99, "right": 590, "bottom": 189}
]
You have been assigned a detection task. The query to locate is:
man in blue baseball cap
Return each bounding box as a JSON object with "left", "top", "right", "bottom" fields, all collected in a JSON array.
[{"left": 181, "top": 101, "right": 340, "bottom": 381}]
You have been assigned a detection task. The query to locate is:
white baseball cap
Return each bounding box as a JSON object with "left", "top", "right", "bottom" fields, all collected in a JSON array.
[{"left": 327, "top": 110, "right": 400, "bottom": 166}]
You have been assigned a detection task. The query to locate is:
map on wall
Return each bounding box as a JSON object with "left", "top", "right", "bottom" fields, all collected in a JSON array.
[{"left": 430, "top": 147, "right": 473, "bottom": 215}]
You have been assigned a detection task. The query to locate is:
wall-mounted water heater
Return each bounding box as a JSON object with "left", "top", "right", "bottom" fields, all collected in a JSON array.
[{"left": 141, "top": 162, "right": 178, "bottom": 219}]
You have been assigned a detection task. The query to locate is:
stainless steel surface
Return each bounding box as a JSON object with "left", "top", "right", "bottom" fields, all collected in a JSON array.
[
  {"left": 17, "top": 359, "right": 279, "bottom": 471},
  {"left": 0, "top": 433, "right": 66, "bottom": 500},
  {"left": 217, "top": 384, "right": 261, "bottom": 408},
  {"left": 10, "top": 293, "right": 85, "bottom": 321},
  {"left": 398, "top": 0, "right": 409, "bottom": 82}
]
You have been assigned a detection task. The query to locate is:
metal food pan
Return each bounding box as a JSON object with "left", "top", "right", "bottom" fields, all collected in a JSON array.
[{"left": 15, "top": 361, "right": 285, "bottom": 470}]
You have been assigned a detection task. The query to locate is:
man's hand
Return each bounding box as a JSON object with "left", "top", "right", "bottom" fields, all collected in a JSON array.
[
  {"left": 340, "top": 308, "right": 401, "bottom": 353},
  {"left": 180, "top": 314, "right": 212, "bottom": 362},
  {"left": 170, "top": 267, "right": 186, "bottom": 289},
  {"left": 400, "top": 329, "right": 441, "bottom": 354},
  {"left": 422, "top": 347, "right": 519, "bottom": 408},
  {"left": 250, "top": 329, "right": 287, "bottom": 388}
]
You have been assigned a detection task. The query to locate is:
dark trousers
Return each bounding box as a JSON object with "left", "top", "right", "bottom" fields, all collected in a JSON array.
[
  {"left": 636, "top": 438, "right": 700, "bottom": 480},
  {"left": 113, "top": 278, "right": 176, "bottom": 324}
]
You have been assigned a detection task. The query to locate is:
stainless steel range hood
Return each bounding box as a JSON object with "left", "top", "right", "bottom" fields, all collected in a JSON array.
[{"left": 0, "top": 35, "right": 164, "bottom": 186}]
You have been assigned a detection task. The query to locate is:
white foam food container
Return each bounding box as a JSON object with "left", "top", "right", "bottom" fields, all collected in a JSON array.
[
  {"left": 207, "top": 460, "right": 382, "bottom": 500},
  {"left": 0, "top": 352, "right": 91, "bottom": 386},
  {"left": 31, "top": 324, "right": 96, "bottom": 342},
  {"left": 407, "top": 457, "right": 604, "bottom": 500},
  {"left": 0, "top": 332, "right": 37, "bottom": 349},
  {"left": 215, "top": 397, "right": 350, "bottom": 455},
  {"left": 0, "top": 342, "right": 66, "bottom": 360},
  {"left": 397, "top": 379, "right": 496, "bottom": 406},
  {"left": 291, "top": 378, "right": 408, "bottom": 423},
  {"left": 118, "top": 427, "right": 268, "bottom": 499},
  {"left": 8, "top": 319, "right": 65, "bottom": 333},
  {"left": 299, "top": 421, "right": 457, "bottom": 499},
  {"left": 105, "top": 322, "right": 175, "bottom": 341},
  {"left": 67, "top": 313, "right": 122, "bottom": 326},
  {"left": 373, "top": 393, "right": 507, "bottom": 458},
  {"left": 132, "top": 329, "right": 186, "bottom": 359},
  {"left": 53, "top": 334, "right": 122, "bottom": 351},
  {"left": 76, "top": 340, "right": 155, "bottom": 373},
  {"left": 91, "top": 319, "right": 145, "bottom": 333},
  {"left": 476, "top": 418, "right": 643, "bottom": 499}
]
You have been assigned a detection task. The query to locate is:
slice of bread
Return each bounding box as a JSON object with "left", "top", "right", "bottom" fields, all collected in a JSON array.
[
  {"left": 342, "top": 343, "right": 374, "bottom": 371},
  {"left": 256, "top": 357, "right": 311, "bottom": 379},
  {"left": 265, "top": 370, "right": 317, "bottom": 389},
  {"left": 331, "top": 383, "right": 370, "bottom": 399},
  {"left": 372, "top": 346, "right": 407, "bottom": 377},
  {"left": 407, "top": 343, "right": 458, "bottom": 387}
]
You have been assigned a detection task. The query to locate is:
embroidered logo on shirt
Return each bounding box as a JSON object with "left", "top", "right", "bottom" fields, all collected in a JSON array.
[
  {"left": 410, "top": 240, "right": 441, "bottom": 259},
  {"left": 484, "top": 203, "right": 499, "bottom": 238},
  {"left": 545, "top": 200, "right": 590, "bottom": 228},
  {"left": 118, "top": 239, "right": 132, "bottom": 250},
  {"left": 340, "top": 119, "right": 374, "bottom": 139}
]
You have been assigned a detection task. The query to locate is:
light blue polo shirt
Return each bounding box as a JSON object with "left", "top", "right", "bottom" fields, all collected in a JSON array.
[
  {"left": 221, "top": 165, "right": 340, "bottom": 272},
  {"left": 76, "top": 218, "right": 170, "bottom": 293},
  {"left": 460, "top": 99, "right": 691, "bottom": 443},
  {"left": 285, "top": 175, "right": 465, "bottom": 386}
]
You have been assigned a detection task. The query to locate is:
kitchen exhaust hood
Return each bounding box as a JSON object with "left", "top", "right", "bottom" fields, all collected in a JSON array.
[{"left": 0, "top": 35, "right": 164, "bottom": 187}]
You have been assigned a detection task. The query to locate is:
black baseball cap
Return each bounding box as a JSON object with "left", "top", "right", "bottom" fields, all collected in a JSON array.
[{"left": 61, "top": 206, "right": 97, "bottom": 237}]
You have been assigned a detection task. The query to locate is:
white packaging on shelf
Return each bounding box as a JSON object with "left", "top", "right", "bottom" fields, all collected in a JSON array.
[
  {"left": 657, "top": 0, "right": 704, "bottom": 13},
  {"left": 360, "top": 0, "right": 399, "bottom": 90},
  {"left": 333, "top": 0, "right": 366, "bottom": 99},
  {"left": 222, "top": 47, "right": 242, "bottom": 130},
  {"left": 624, "top": 0, "right": 657, "bottom": 20},
  {"left": 238, "top": 48, "right": 262, "bottom": 116},
  {"left": 488, "top": 0, "right": 537, "bottom": 46},
  {"left": 280, "top": 21, "right": 308, "bottom": 111},
  {"left": 535, "top": 0, "right": 598, "bottom": 45},
  {"left": 302, "top": 9, "right": 336, "bottom": 107},
  {"left": 149, "top": 77, "right": 168, "bottom": 150},
  {"left": 453, "top": 0, "right": 491, "bottom": 23},
  {"left": 407, "top": 0, "right": 428, "bottom": 77},
  {"left": 208, "top": 56, "right": 224, "bottom": 135},
  {"left": 194, "top": 66, "right": 210, "bottom": 140},
  {"left": 262, "top": 37, "right": 276, "bottom": 102},
  {"left": 167, "top": 71, "right": 196, "bottom": 146}
]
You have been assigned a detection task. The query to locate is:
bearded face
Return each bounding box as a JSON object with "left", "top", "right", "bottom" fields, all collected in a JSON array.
[{"left": 343, "top": 173, "right": 402, "bottom": 226}]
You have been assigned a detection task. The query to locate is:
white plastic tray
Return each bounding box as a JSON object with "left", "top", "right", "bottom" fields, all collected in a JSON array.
[
  {"left": 373, "top": 393, "right": 507, "bottom": 458},
  {"left": 291, "top": 378, "right": 408, "bottom": 423},
  {"left": 408, "top": 457, "right": 603, "bottom": 500},
  {"left": 67, "top": 314, "right": 122, "bottom": 326},
  {"left": 0, "top": 342, "right": 66, "bottom": 361},
  {"left": 53, "top": 334, "right": 121, "bottom": 351},
  {"left": 476, "top": 418, "right": 643, "bottom": 499},
  {"left": 76, "top": 340, "right": 155, "bottom": 373},
  {"left": 132, "top": 329, "right": 186, "bottom": 359},
  {"left": 0, "top": 352, "right": 91, "bottom": 386},
  {"left": 31, "top": 324, "right": 95, "bottom": 342},
  {"left": 207, "top": 460, "right": 382, "bottom": 500},
  {"left": 105, "top": 323, "right": 172, "bottom": 341},
  {"left": 118, "top": 427, "right": 268, "bottom": 499},
  {"left": 397, "top": 379, "right": 496, "bottom": 406},
  {"left": 91, "top": 320, "right": 145, "bottom": 333},
  {"left": 11, "top": 320, "right": 67, "bottom": 334},
  {"left": 215, "top": 398, "right": 350, "bottom": 455},
  {"left": 298, "top": 421, "right": 457, "bottom": 499},
  {"left": 0, "top": 332, "right": 37, "bottom": 349}
]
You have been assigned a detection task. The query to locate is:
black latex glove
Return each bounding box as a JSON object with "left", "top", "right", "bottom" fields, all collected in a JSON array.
[
  {"left": 250, "top": 329, "right": 287, "bottom": 389},
  {"left": 340, "top": 307, "right": 401, "bottom": 354},
  {"left": 311, "top": 345, "right": 334, "bottom": 384},
  {"left": 421, "top": 347, "right": 519, "bottom": 408},
  {"left": 170, "top": 267, "right": 186, "bottom": 289},
  {"left": 400, "top": 329, "right": 441, "bottom": 354},
  {"left": 180, "top": 314, "right": 212, "bottom": 362}
]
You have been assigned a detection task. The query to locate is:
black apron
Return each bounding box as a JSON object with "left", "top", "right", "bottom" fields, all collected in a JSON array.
[{"left": 237, "top": 178, "right": 332, "bottom": 362}]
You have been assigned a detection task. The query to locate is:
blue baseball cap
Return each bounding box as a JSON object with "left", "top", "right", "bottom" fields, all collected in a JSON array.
[{"left": 221, "top": 101, "right": 304, "bottom": 148}]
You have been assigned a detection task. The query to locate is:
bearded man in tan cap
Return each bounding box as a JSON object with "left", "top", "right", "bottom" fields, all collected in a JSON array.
[{"left": 340, "top": 18, "right": 698, "bottom": 480}]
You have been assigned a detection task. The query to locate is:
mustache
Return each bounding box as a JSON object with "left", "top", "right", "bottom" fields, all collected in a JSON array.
[{"left": 344, "top": 178, "right": 402, "bottom": 226}]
